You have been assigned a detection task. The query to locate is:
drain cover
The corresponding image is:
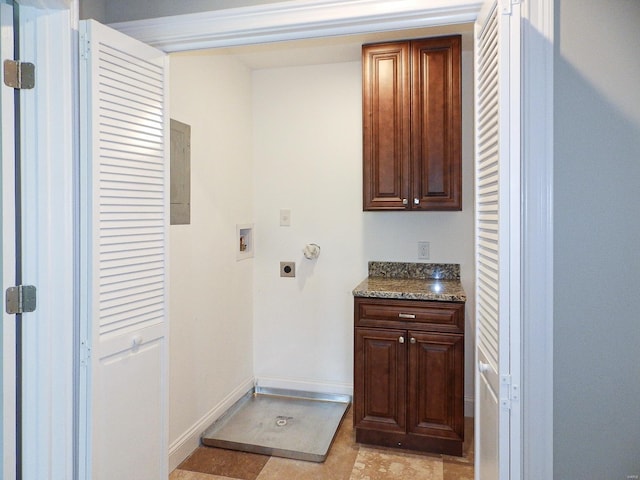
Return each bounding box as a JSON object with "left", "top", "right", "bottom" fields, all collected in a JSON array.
[{"left": 275, "top": 416, "right": 293, "bottom": 427}]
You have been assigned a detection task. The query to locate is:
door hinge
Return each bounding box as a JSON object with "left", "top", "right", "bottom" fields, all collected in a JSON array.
[
  {"left": 80, "top": 339, "right": 92, "bottom": 367},
  {"left": 501, "top": 0, "right": 522, "bottom": 15},
  {"left": 80, "top": 32, "right": 91, "bottom": 60},
  {"left": 3, "top": 60, "right": 35, "bottom": 89},
  {"left": 5, "top": 285, "right": 37, "bottom": 314},
  {"left": 500, "top": 374, "right": 519, "bottom": 409}
]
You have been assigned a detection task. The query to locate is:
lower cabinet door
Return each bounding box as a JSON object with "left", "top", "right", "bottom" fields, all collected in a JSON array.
[
  {"left": 354, "top": 327, "right": 407, "bottom": 434},
  {"left": 407, "top": 331, "right": 464, "bottom": 441}
]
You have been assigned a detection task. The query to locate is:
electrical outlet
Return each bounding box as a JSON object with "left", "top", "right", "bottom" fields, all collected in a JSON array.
[
  {"left": 418, "top": 241, "right": 430, "bottom": 260},
  {"left": 280, "top": 261, "right": 295, "bottom": 277}
]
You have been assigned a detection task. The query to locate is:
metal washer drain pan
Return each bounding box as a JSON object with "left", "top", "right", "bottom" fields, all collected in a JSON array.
[{"left": 202, "top": 388, "right": 350, "bottom": 463}]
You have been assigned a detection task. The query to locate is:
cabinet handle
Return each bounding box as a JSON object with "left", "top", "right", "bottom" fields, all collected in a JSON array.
[
  {"left": 402, "top": 198, "right": 408, "bottom": 205},
  {"left": 414, "top": 198, "right": 420, "bottom": 205},
  {"left": 398, "top": 313, "right": 416, "bottom": 319},
  {"left": 398, "top": 336, "right": 405, "bottom": 344},
  {"left": 410, "top": 337, "right": 416, "bottom": 344}
]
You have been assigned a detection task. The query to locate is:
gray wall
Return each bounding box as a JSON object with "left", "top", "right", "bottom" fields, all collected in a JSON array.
[
  {"left": 554, "top": 0, "right": 640, "bottom": 478},
  {"left": 79, "top": 0, "right": 107, "bottom": 22}
]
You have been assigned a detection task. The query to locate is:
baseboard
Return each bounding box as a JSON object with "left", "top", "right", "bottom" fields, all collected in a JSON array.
[
  {"left": 255, "top": 376, "right": 353, "bottom": 397},
  {"left": 464, "top": 395, "right": 474, "bottom": 418},
  {"left": 168, "top": 376, "right": 254, "bottom": 472}
]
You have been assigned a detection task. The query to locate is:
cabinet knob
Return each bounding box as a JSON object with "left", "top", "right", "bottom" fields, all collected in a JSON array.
[
  {"left": 479, "top": 362, "right": 490, "bottom": 373},
  {"left": 398, "top": 313, "right": 416, "bottom": 319},
  {"left": 402, "top": 198, "right": 408, "bottom": 205},
  {"left": 414, "top": 198, "right": 420, "bottom": 205},
  {"left": 398, "top": 336, "right": 405, "bottom": 344},
  {"left": 410, "top": 337, "right": 416, "bottom": 344}
]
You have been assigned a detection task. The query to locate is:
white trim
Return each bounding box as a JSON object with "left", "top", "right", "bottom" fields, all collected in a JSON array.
[
  {"left": 77, "top": 20, "right": 92, "bottom": 480},
  {"left": 255, "top": 376, "right": 353, "bottom": 397},
  {"left": 464, "top": 395, "right": 474, "bottom": 418},
  {"left": 507, "top": 3, "right": 522, "bottom": 479},
  {"left": 109, "top": 0, "right": 482, "bottom": 52},
  {"left": 1, "top": 3, "right": 16, "bottom": 477},
  {"left": 168, "top": 377, "right": 254, "bottom": 472},
  {"left": 520, "top": 1, "right": 554, "bottom": 479},
  {"left": 19, "top": 5, "right": 76, "bottom": 479},
  {"left": 18, "top": 0, "right": 71, "bottom": 9}
]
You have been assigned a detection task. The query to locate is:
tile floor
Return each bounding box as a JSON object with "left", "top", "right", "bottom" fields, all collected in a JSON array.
[{"left": 170, "top": 407, "right": 474, "bottom": 480}]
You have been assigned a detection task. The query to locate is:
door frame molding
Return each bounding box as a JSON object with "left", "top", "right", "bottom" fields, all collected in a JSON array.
[
  {"left": 112, "top": 0, "right": 554, "bottom": 477},
  {"left": 21, "top": 0, "right": 552, "bottom": 478},
  {"left": 111, "top": 0, "right": 554, "bottom": 478},
  {"left": 18, "top": 1, "right": 77, "bottom": 479},
  {"left": 1, "top": 3, "right": 17, "bottom": 477},
  {"left": 519, "top": 1, "right": 554, "bottom": 479},
  {"left": 109, "top": 0, "right": 484, "bottom": 52}
]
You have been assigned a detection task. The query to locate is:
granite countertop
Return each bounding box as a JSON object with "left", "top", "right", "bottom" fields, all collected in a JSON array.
[{"left": 352, "top": 261, "right": 467, "bottom": 303}]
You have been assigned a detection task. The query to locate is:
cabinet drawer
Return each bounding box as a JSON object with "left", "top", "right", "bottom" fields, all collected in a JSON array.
[{"left": 355, "top": 297, "right": 464, "bottom": 333}]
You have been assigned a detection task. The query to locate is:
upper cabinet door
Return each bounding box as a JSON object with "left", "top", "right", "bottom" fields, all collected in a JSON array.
[
  {"left": 362, "top": 36, "right": 461, "bottom": 211},
  {"left": 411, "top": 36, "right": 461, "bottom": 211},
  {"left": 362, "top": 42, "right": 411, "bottom": 210}
]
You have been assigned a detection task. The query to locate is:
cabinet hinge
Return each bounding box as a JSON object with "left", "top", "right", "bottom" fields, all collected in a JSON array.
[
  {"left": 3, "top": 60, "right": 35, "bottom": 89},
  {"left": 5, "top": 285, "right": 37, "bottom": 314},
  {"left": 500, "top": 374, "right": 520, "bottom": 409}
]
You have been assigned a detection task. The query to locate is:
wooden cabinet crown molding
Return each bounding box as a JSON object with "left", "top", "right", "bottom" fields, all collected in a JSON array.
[{"left": 109, "top": 0, "right": 482, "bottom": 52}]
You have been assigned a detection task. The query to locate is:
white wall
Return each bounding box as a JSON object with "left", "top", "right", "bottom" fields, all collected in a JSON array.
[
  {"left": 168, "top": 53, "right": 255, "bottom": 467},
  {"left": 251, "top": 52, "right": 476, "bottom": 408},
  {"left": 554, "top": 0, "right": 640, "bottom": 478}
]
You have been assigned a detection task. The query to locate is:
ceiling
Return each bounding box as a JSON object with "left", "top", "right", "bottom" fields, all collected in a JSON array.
[{"left": 172, "top": 23, "right": 474, "bottom": 70}]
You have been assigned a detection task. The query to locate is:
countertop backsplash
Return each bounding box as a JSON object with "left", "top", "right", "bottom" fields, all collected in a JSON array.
[{"left": 367, "top": 261, "right": 460, "bottom": 280}]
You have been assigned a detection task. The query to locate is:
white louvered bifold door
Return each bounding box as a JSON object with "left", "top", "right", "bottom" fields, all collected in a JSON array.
[
  {"left": 79, "top": 19, "right": 168, "bottom": 480},
  {"left": 474, "top": 0, "right": 521, "bottom": 479}
]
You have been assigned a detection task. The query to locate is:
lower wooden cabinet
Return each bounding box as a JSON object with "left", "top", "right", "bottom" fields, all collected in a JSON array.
[{"left": 353, "top": 297, "right": 465, "bottom": 456}]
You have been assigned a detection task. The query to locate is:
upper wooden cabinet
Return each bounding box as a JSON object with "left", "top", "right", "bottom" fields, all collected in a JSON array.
[{"left": 362, "top": 36, "right": 462, "bottom": 211}]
